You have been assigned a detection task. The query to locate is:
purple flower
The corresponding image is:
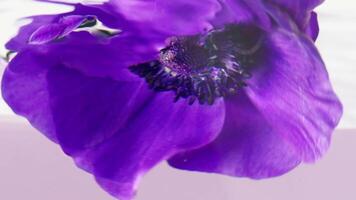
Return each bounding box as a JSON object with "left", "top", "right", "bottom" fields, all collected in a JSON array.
[{"left": 1, "top": 0, "right": 342, "bottom": 199}]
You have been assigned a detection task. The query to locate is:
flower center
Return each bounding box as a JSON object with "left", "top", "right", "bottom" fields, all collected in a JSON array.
[{"left": 130, "top": 24, "right": 264, "bottom": 105}]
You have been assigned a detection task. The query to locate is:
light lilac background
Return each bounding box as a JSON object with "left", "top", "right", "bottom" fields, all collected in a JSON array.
[
  {"left": 0, "top": 119, "right": 356, "bottom": 200},
  {"left": 0, "top": 0, "right": 356, "bottom": 200}
]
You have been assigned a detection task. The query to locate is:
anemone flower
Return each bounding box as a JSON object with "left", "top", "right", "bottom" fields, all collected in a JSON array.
[{"left": 1, "top": 0, "right": 343, "bottom": 199}]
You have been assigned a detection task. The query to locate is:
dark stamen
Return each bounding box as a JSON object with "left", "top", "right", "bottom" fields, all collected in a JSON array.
[{"left": 130, "top": 24, "right": 263, "bottom": 105}]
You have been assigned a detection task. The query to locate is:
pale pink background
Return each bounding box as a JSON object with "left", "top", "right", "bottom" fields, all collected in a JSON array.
[{"left": 0, "top": 118, "right": 355, "bottom": 200}]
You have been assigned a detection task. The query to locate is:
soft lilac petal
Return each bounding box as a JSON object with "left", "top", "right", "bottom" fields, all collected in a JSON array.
[
  {"left": 168, "top": 29, "right": 342, "bottom": 177},
  {"left": 169, "top": 92, "right": 301, "bottom": 178}
]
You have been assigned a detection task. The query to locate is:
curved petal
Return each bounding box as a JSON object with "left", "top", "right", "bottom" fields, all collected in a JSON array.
[
  {"left": 245, "top": 29, "right": 342, "bottom": 162},
  {"left": 47, "top": 32, "right": 157, "bottom": 81},
  {"left": 269, "top": 0, "right": 323, "bottom": 22},
  {"left": 168, "top": 28, "right": 342, "bottom": 177},
  {"left": 1, "top": 49, "right": 58, "bottom": 141},
  {"left": 2, "top": 31, "right": 226, "bottom": 200},
  {"left": 6, "top": 3, "right": 141, "bottom": 51},
  {"left": 211, "top": 0, "right": 271, "bottom": 30},
  {"left": 8, "top": 0, "right": 324, "bottom": 52},
  {"left": 169, "top": 92, "right": 301, "bottom": 178},
  {"left": 210, "top": 0, "right": 323, "bottom": 39},
  {"left": 29, "top": 23, "right": 65, "bottom": 45},
  {"left": 267, "top": 0, "right": 323, "bottom": 37},
  {"left": 29, "top": 15, "right": 97, "bottom": 44},
  {"left": 108, "top": 0, "right": 222, "bottom": 35},
  {"left": 305, "top": 12, "right": 319, "bottom": 41},
  {"left": 7, "top": 0, "right": 224, "bottom": 52},
  {"left": 6, "top": 14, "right": 55, "bottom": 51},
  {"left": 72, "top": 92, "right": 225, "bottom": 200},
  {"left": 1, "top": 32, "right": 138, "bottom": 142}
]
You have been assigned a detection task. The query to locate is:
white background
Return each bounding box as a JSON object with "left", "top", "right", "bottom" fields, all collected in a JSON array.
[{"left": 0, "top": 0, "right": 355, "bottom": 128}]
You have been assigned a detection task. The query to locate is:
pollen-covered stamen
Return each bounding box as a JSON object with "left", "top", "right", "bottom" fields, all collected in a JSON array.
[
  {"left": 159, "top": 37, "right": 211, "bottom": 76},
  {"left": 130, "top": 24, "right": 263, "bottom": 105}
]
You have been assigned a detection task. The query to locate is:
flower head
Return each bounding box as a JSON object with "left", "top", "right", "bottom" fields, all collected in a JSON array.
[{"left": 1, "top": 0, "right": 342, "bottom": 199}]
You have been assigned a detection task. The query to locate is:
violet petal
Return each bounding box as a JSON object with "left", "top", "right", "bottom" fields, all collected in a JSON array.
[
  {"left": 2, "top": 32, "right": 226, "bottom": 200},
  {"left": 72, "top": 91, "right": 225, "bottom": 199},
  {"left": 7, "top": 4, "right": 129, "bottom": 51},
  {"left": 168, "top": 28, "right": 342, "bottom": 177},
  {"left": 246, "top": 29, "right": 343, "bottom": 162},
  {"left": 108, "top": 0, "right": 222, "bottom": 35},
  {"left": 29, "top": 23, "right": 65, "bottom": 44},
  {"left": 305, "top": 12, "right": 320, "bottom": 41},
  {"left": 211, "top": 0, "right": 272, "bottom": 30},
  {"left": 29, "top": 15, "right": 96, "bottom": 45},
  {"left": 169, "top": 92, "right": 301, "bottom": 178},
  {"left": 269, "top": 0, "right": 324, "bottom": 34}
]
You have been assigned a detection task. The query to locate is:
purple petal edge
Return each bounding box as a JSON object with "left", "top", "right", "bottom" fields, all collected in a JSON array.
[{"left": 168, "top": 28, "right": 342, "bottom": 178}]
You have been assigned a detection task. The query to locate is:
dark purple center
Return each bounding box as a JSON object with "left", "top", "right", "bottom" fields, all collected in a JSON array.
[{"left": 130, "top": 24, "right": 264, "bottom": 105}]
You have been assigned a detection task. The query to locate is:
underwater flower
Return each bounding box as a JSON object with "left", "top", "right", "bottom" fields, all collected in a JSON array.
[{"left": 1, "top": 0, "right": 342, "bottom": 199}]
